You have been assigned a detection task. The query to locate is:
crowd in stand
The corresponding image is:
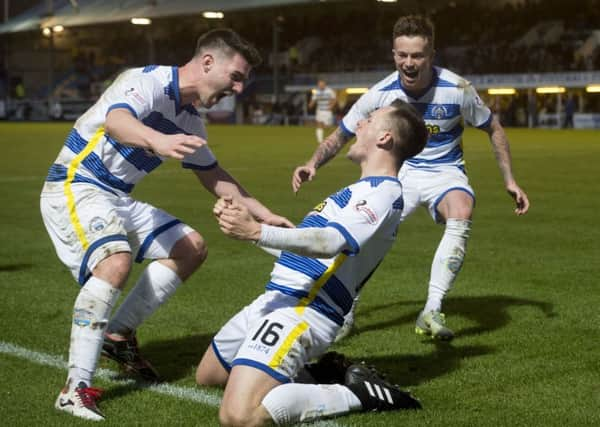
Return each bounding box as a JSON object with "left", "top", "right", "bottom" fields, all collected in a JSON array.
[
  {"left": 266, "top": 0, "right": 600, "bottom": 75},
  {"left": 2, "top": 0, "right": 599, "bottom": 122}
]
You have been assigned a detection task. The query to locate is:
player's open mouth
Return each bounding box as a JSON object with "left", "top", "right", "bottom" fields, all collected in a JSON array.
[{"left": 402, "top": 69, "right": 419, "bottom": 80}]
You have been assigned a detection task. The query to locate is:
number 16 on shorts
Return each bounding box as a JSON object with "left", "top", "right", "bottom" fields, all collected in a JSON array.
[
  {"left": 238, "top": 310, "right": 311, "bottom": 378},
  {"left": 247, "top": 319, "right": 284, "bottom": 354}
]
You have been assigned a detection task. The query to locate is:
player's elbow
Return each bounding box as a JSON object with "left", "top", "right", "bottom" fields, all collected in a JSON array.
[
  {"left": 311, "top": 246, "right": 342, "bottom": 259},
  {"left": 104, "top": 113, "right": 117, "bottom": 136},
  {"left": 105, "top": 111, "right": 123, "bottom": 137},
  {"left": 303, "top": 239, "right": 346, "bottom": 259},
  {"left": 105, "top": 109, "right": 133, "bottom": 137}
]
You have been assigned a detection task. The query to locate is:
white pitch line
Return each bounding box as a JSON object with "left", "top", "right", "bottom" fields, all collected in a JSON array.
[{"left": 0, "top": 340, "right": 344, "bottom": 427}]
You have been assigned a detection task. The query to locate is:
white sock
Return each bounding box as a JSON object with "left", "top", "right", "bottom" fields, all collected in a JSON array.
[
  {"left": 108, "top": 261, "right": 181, "bottom": 335},
  {"left": 262, "top": 383, "right": 361, "bottom": 424},
  {"left": 424, "top": 218, "right": 471, "bottom": 313},
  {"left": 335, "top": 294, "right": 360, "bottom": 342},
  {"left": 68, "top": 276, "right": 120, "bottom": 388},
  {"left": 316, "top": 128, "right": 324, "bottom": 143}
]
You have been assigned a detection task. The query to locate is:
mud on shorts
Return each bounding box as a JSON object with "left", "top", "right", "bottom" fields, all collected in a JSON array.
[{"left": 40, "top": 182, "right": 194, "bottom": 284}]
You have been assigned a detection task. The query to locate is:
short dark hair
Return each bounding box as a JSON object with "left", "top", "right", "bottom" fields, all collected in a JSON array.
[
  {"left": 387, "top": 99, "right": 428, "bottom": 162},
  {"left": 195, "top": 28, "right": 262, "bottom": 67},
  {"left": 392, "top": 15, "right": 435, "bottom": 47}
]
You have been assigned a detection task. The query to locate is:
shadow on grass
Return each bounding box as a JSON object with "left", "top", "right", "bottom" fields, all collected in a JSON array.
[
  {"left": 354, "top": 294, "right": 555, "bottom": 338},
  {"left": 141, "top": 332, "right": 215, "bottom": 381},
  {"left": 0, "top": 263, "right": 33, "bottom": 272},
  {"left": 343, "top": 295, "right": 555, "bottom": 386},
  {"left": 102, "top": 295, "right": 555, "bottom": 402},
  {"left": 357, "top": 343, "right": 492, "bottom": 388},
  {"left": 100, "top": 332, "right": 215, "bottom": 403}
]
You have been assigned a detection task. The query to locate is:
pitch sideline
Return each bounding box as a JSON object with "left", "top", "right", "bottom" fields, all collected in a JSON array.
[{"left": 0, "top": 340, "right": 343, "bottom": 427}]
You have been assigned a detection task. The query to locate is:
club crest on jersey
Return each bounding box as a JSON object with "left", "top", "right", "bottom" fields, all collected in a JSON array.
[
  {"left": 313, "top": 200, "right": 327, "bottom": 213},
  {"left": 354, "top": 200, "right": 378, "bottom": 224},
  {"left": 89, "top": 217, "right": 108, "bottom": 233},
  {"left": 431, "top": 104, "right": 448, "bottom": 120}
]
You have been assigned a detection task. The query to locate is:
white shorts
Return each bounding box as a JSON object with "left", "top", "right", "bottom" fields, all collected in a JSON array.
[
  {"left": 398, "top": 164, "right": 475, "bottom": 224},
  {"left": 40, "top": 182, "right": 194, "bottom": 284},
  {"left": 212, "top": 291, "right": 338, "bottom": 383},
  {"left": 315, "top": 110, "right": 334, "bottom": 126}
]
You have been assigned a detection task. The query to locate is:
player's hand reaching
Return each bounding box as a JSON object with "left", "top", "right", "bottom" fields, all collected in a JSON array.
[
  {"left": 261, "top": 213, "right": 294, "bottom": 228},
  {"left": 506, "top": 182, "right": 530, "bottom": 215},
  {"left": 292, "top": 165, "right": 317, "bottom": 193},
  {"left": 214, "top": 196, "right": 262, "bottom": 241},
  {"left": 150, "top": 134, "right": 206, "bottom": 160}
]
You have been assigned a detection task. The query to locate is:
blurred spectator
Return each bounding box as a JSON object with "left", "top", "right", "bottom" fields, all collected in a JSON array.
[
  {"left": 13, "top": 77, "right": 31, "bottom": 120},
  {"left": 287, "top": 44, "right": 299, "bottom": 78},
  {"left": 527, "top": 93, "right": 538, "bottom": 128},
  {"left": 250, "top": 102, "right": 268, "bottom": 124},
  {"left": 49, "top": 98, "right": 64, "bottom": 120},
  {"left": 15, "top": 78, "right": 25, "bottom": 99},
  {"left": 0, "top": 62, "right": 6, "bottom": 119},
  {"left": 563, "top": 93, "right": 576, "bottom": 128},
  {"left": 269, "top": 102, "right": 285, "bottom": 125}
]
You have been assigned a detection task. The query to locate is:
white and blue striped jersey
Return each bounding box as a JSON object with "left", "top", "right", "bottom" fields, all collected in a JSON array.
[
  {"left": 265, "top": 177, "right": 404, "bottom": 326},
  {"left": 46, "top": 65, "right": 217, "bottom": 196},
  {"left": 341, "top": 67, "right": 492, "bottom": 168},
  {"left": 310, "top": 86, "right": 336, "bottom": 112}
]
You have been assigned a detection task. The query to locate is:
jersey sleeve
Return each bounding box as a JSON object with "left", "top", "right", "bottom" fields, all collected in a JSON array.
[
  {"left": 104, "top": 71, "right": 160, "bottom": 120},
  {"left": 182, "top": 117, "right": 217, "bottom": 169},
  {"left": 326, "top": 186, "right": 399, "bottom": 255},
  {"left": 340, "top": 88, "right": 379, "bottom": 136},
  {"left": 182, "top": 143, "right": 218, "bottom": 170},
  {"left": 462, "top": 83, "right": 492, "bottom": 129}
]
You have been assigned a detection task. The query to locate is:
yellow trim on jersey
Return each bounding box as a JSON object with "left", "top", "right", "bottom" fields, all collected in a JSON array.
[
  {"left": 64, "top": 127, "right": 105, "bottom": 251},
  {"left": 268, "top": 320, "right": 309, "bottom": 369},
  {"left": 295, "top": 253, "right": 348, "bottom": 316}
]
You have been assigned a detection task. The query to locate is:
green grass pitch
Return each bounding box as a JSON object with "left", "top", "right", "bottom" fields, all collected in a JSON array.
[{"left": 0, "top": 122, "right": 598, "bottom": 426}]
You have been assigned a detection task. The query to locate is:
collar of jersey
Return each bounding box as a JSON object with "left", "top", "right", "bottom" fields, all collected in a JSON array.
[
  {"left": 358, "top": 176, "right": 401, "bottom": 185},
  {"left": 169, "top": 66, "right": 182, "bottom": 114},
  {"left": 397, "top": 66, "right": 438, "bottom": 100}
]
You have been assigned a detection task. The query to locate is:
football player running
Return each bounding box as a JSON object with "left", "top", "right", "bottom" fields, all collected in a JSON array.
[
  {"left": 292, "top": 15, "right": 530, "bottom": 342},
  {"left": 308, "top": 78, "right": 337, "bottom": 143}
]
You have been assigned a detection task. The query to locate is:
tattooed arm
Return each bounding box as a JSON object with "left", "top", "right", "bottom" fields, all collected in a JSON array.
[
  {"left": 482, "top": 115, "right": 530, "bottom": 215},
  {"left": 291, "top": 127, "right": 353, "bottom": 193}
]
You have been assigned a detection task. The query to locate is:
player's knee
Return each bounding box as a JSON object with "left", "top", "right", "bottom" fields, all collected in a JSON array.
[
  {"left": 172, "top": 231, "right": 208, "bottom": 268},
  {"left": 195, "top": 364, "right": 225, "bottom": 387},
  {"left": 446, "top": 218, "right": 472, "bottom": 239},
  {"left": 92, "top": 252, "right": 132, "bottom": 287},
  {"left": 450, "top": 206, "right": 472, "bottom": 220},
  {"left": 191, "top": 233, "right": 208, "bottom": 265},
  {"left": 195, "top": 366, "right": 208, "bottom": 386},
  {"left": 219, "top": 404, "right": 254, "bottom": 427},
  {"left": 438, "top": 191, "right": 474, "bottom": 221}
]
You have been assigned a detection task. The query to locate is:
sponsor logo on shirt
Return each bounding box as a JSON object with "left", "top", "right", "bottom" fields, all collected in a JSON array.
[
  {"left": 354, "top": 200, "right": 378, "bottom": 224},
  {"left": 313, "top": 200, "right": 327, "bottom": 213},
  {"left": 125, "top": 87, "right": 147, "bottom": 107}
]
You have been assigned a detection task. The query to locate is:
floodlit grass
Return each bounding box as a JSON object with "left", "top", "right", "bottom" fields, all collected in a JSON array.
[{"left": 0, "top": 122, "right": 598, "bottom": 426}]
